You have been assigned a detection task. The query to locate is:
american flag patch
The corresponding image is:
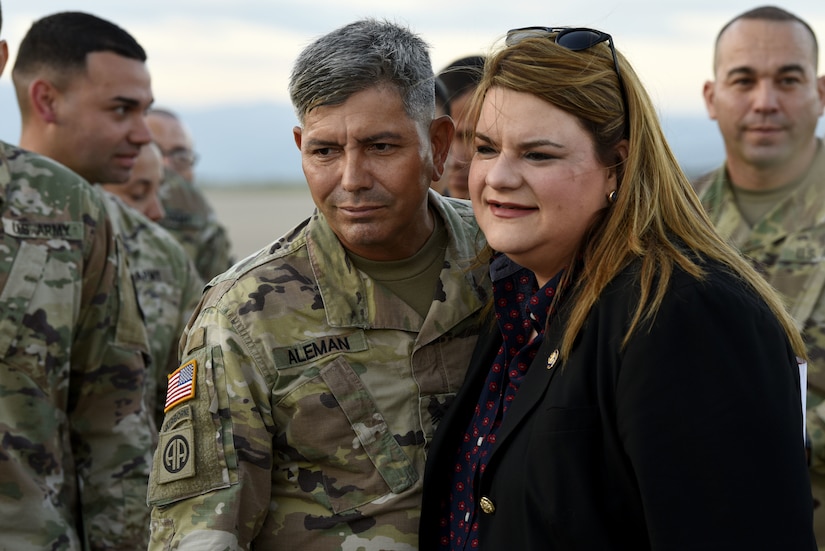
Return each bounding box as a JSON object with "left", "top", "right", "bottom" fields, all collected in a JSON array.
[{"left": 165, "top": 359, "right": 197, "bottom": 412}]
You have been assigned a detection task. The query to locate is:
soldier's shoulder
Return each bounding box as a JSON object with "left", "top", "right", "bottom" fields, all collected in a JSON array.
[
  {"left": 2, "top": 141, "right": 93, "bottom": 191},
  {"left": 430, "top": 192, "right": 485, "bottom": 257},
  {"left": 691, "top": 166, "right": 724, "bottom": 197},
  {"left": 437, "top": 193, "right": 474, "bottom": 218},
  {"left": 204, "top": 218, "right": 313, "bottom": 301},
  {"left": 1, "top": 141, "right": 106, "bottom": 218},
  {"left": 111, "top": 195, "right": 197, "bottom": 266}
]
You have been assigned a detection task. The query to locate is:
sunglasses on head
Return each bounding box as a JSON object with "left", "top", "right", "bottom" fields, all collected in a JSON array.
[{"left": 505, "top": 27, "right": 629, "bottom": 119}]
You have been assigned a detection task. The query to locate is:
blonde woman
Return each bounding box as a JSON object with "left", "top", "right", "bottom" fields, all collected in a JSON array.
[{"left": 420, "top": 27, "right": 815, "bottom": 550}]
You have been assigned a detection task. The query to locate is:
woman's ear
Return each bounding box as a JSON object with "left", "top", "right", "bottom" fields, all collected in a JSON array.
[{"left": 611, "top": 139, "right": 629, "bottom": 182}]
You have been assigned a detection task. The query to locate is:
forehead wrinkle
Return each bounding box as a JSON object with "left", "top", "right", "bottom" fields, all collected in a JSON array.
[{"left": 357, "top": 131, "right": 404, "bottom": 144}]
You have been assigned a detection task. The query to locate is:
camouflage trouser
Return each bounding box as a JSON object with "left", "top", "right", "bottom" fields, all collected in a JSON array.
[{"left": 808, "top": 389, "right": 825, "bottom": 549}]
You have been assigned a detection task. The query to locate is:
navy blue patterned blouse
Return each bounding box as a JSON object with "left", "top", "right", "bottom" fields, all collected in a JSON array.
[{"left": 438, "top": 254, "right": 562, "bottom": 549}]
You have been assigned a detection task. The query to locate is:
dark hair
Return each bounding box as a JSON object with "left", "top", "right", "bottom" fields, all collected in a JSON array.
[
  {"left": 0, "top": 1, "right": 4, "bottom": 35},
  {"left": 437, "top": 55, "right": 486, "bottom": 103},
  {"left": 434, "top": 75, "right": 450, "bottom": 116},
  {"left": 716, "top": 6, "right": 818, "bottom": 67},
  {"left": 13, "top": 11, "right": 146, "bottom": 85}
]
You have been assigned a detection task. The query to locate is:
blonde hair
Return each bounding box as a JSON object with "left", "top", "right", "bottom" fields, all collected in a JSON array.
[{"left": 468, "top": 33, "right": 806, "bottom": 360}]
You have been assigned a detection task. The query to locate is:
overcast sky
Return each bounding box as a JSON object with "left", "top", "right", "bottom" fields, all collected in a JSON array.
[{"left": 1, "top": 0, "right": 823, "bottom": 121}]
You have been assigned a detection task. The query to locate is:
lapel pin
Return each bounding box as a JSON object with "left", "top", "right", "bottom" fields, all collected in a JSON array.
[{"left": 547, "top": 348, "right": 559, "bottom": 369}]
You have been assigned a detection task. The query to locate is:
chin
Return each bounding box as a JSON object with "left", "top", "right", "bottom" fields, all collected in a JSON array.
[
  {"left": 105, "top": 170, "right": 132, "bottom": 185},
  {"left": 486, "top": 237, "right": 522, "bottom": 258}
]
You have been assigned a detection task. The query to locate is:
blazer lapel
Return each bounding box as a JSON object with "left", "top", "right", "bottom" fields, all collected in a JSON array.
[{"left": 490, "top": 302, "right": 568, "bottom": 453}]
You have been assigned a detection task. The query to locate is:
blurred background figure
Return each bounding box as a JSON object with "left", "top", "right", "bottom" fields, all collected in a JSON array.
[
  {"left": 147, "top": 106, "right": 198, "bottom": 183},
  {"left": 693, "top": 5, "right": 825, "bottom": 544},
  {"left": 437, "top": 54, "right": 485, "bottom": 199},
  {"left": 102, "top": 142, "right": 204, "bottom": 427},
  {"left": 430, "top": 74, "right": 451, "bottom": 195},
  {"left": 147, "top": 107, "right": 234, "bottom": 281},
  {"left": 102, "top": 141, "right": 166, "bottom": 221}
]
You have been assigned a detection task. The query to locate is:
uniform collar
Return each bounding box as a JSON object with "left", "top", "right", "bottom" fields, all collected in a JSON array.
[
  {"left": 703, "top": 139, "right": 825, "bottom": 251},
  {"left": 0, "top": 141, "right": 12, "bottom": 209},
  {"left": 306, "top": 190, "right": 487, "bottom": 338}
]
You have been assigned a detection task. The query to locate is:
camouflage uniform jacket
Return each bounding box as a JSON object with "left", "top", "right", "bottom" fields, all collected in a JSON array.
[
  {"left": 147, "top": 191, "right": 489, "bottom": 550},
  {"left": 157, "top": 170, "right": 233, "bottom": 283},
  {"left": 0, "top": 141, "right": 154, "bottom": 550},
  {"left": 102, "top": 192, "right": 205, "bottom": 427},
  {"left": 694, "top": 140, "right": 825, "bottom": 537}
]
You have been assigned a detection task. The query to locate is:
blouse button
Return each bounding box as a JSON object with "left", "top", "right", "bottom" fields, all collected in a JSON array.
[{"left": 479, "top": 496, "right": 496, "bottom": 514}]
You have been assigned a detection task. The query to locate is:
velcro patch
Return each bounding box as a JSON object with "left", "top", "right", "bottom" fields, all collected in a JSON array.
[
  {"left": 272, "top": 330, "right": 368, "bottom": 368},
  {"left": 157, "top": 424, "right": 196, "bottom": 484},
  {"left": 161, "top": 404, "right": 192, "bottom": 433},
  {"left": 185, "top": 326, "right": 207, "bottom": 355},
  {"left": 2, "top": 218, "right": 83, "bottom": 240},
  {"left": 165, "top": 359, "right": 197, "bottom": 412}
]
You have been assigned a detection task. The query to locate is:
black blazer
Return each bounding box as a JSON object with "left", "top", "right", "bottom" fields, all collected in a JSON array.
[{"left": 420, "top": 259, "right": 815, "bottom": 550}]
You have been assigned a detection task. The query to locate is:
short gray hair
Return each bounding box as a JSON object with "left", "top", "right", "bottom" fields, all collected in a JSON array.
[{"left": 289, "top": 18, "right": 435, "bottom": 126}]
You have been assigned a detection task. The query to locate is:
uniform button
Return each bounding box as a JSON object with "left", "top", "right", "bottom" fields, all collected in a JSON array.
[{"left": 479, "top": 496, "right": 496, "bottom": 514}]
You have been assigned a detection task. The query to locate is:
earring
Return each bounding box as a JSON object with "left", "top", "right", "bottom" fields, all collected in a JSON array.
[{"left": 607, "top": 190, "right": 618, "bottom": 204}]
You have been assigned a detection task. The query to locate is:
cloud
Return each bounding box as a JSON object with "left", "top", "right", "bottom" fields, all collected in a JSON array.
[
  {"left": 2, "top": 0, "right": 824, "bottom": 116},
  {"left": 135, "top": 17, "right": 303, "bottom": 107}
]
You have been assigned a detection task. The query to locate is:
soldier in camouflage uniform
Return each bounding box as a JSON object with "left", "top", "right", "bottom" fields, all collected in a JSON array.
[
  {"left": 102, "top": 142, "right": 167, "bottom": 224},
  {"left": 0, "top": 141, "right": 156, "bottom": 551},
  {"left": 11, "top": 12, "right": 169, "bottom": 547},
  {"left": 102, "top": 143, "right": 204, "bottom": 427},
  {"left": 695, "top": 6, "right": 825, "bottom": 544},
  {"left": 147, "top": 109, "right": 234, "bottom": 283},
  {"left": 0, "top": 9, "right": 154, "bottom": 546},
  {"left": 147, "top": 18, "right": 489, "bottom": 549}
]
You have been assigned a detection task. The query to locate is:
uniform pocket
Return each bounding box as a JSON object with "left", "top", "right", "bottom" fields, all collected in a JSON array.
[{"left": 280, "top": 357, "right": 418, "bottom": 514}]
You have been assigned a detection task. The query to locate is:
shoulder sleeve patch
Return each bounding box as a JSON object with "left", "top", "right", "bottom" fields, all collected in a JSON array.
[
  {"left": 165, "top": 359, "right": 197, "bottom": 412},
  {"left": 156, "top": 423, "right": 196, "bottom": 484}
]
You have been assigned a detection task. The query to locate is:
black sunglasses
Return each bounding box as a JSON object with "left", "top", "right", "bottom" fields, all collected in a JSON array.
[{"left": 506, "top": 27, "right": 629, "bottom": 120}]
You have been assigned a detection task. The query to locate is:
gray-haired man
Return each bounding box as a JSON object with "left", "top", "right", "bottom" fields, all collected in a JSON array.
[{"left": 148, "top": 18, "right": 489, "bottom": 549}]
